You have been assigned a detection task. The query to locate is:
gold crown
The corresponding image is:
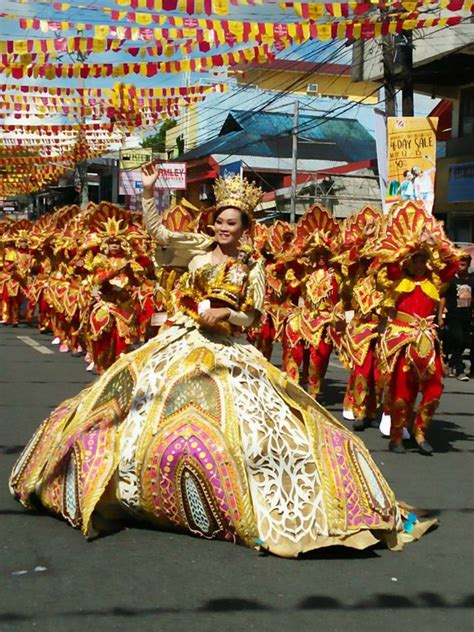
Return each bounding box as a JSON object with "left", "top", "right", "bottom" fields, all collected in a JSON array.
[{"left": 214, "top": 174, "right": 263, "bottom": 218}]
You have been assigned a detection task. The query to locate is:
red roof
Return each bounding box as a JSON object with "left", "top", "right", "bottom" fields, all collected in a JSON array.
[{"left": 429, "top": 99, "right": 453, "bottom": 141}]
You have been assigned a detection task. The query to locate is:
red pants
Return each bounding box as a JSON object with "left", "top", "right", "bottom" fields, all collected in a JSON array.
[
  {"left": 283, "top": 335, "right": 332, "bottom": 397},
  {"left": 390, "top": 352, "right": 443, "bottom": 443},
  {"left": 349, "top": 344, "right": 380, "bottom": 421},
  {"left": 1, "top": 295, "right": 21, "bottom": 325},
  {"left": 259, "top": 315, "right": 276, "bottom": 361},
  {"left": 91, "top": 327, "right": 128, "bottom": 373}
]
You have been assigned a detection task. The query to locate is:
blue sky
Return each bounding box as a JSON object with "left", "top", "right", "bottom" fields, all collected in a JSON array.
[{"left": 0, "top": 1, "right": 439, "bottom": 145}]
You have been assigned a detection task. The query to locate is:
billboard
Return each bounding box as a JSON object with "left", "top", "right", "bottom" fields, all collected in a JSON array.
[{"left": 385, "top": 117, "right": 438, "bottom": 214}]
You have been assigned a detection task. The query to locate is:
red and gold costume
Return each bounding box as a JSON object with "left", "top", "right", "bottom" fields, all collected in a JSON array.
[
  {"left": 375, "top": 202, "right": 460, "bottom": 452},
  {"left": 252, "top": 222, "right": 297, "bottom": 361},
  {"left": 336, "top": 207, "right": 385, "bottom": 429},
  {"left": 84, "top": 217, "right": 143, "bottom": 373},
  {"left": 281, "top": 206, "right": 341, "bottom": 397},
  {"left": 0, "top": 225, "right": 34, "bottom": 326}
]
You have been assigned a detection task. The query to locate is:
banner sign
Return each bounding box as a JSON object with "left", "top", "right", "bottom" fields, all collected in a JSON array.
[{"left": 385, "top": 116, "right": 438, "bottom": 214}]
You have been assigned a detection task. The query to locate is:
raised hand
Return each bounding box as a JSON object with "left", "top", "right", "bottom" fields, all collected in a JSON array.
[{"left": 141, "top": 161, "right": 160, "bottom": 196}]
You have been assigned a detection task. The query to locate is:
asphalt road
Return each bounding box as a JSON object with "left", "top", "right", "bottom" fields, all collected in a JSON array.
[{"left": 1, "top": 325, "right": 473, "bottom": 632}]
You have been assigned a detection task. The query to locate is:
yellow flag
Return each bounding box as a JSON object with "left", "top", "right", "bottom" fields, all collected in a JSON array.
[
  {"left": 229, "top": 20, "right": 244, "bottom": 39},
  {"left": 94, "top": 24, "right": 109, "bottom": 38},
  {"left": 13, "top": 40, "right": 28, "bottom": 54},
  {"left": 136, "top": 12, "right": 152, "bottom": 25},
  {"left": 317, "top": 23, "right": 332, "bottom": 41},
  {"left": 213, "top": 0, "right": 228, "bottom": 15},
  {"left": 352, "top": 23, "right": 362, "bottom": 39},
  {"left": 308, "top": 4, "right": 325, "bottom": 19},
  {"left": 402, "top": 19, "right": 417, "bottom": 30},
  {"left": 401, "top": 1, "right": 417, "bottom": 10},
  {"left": 45, "top": 65, "right": 56, "bottom": 80}
]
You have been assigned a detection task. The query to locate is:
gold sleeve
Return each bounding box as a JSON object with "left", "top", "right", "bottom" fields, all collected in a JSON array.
[
  {"left": 248, "top": 259, "right": 265, "bottom": 314},
  {"left": 142, "top": 196, "right": 172, "bottom": 246},
  {"left": 227, "top": 260, "right": 265, "bottom": 329},
  {"left": 142, "top": 196, "right": 215, "bottom": 269}
]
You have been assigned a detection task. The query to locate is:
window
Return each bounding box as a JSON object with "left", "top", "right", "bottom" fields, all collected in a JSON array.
[{"left": 459, "top": 88, "right": 474, "bottom": 137}]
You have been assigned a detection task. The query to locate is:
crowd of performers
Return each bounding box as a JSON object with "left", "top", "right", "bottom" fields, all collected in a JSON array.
[{"left": 0, "top": 197, "right": 469, "bottom": 456}]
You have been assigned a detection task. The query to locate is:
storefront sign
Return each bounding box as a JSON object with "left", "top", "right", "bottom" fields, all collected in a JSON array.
[
  {"left": 154, "top": 162, "right": 187, "bottom": 190},
  {"left": 119, "top": 148, "right": 153, "bottom": 171}
]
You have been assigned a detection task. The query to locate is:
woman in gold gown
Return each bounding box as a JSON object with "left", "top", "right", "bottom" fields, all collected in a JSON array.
[{"left": 9, "top": 168, "right": 432, "bottom": 558}]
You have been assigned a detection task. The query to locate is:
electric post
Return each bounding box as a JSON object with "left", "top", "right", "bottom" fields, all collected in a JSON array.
[
  {"left": 382, "top": 33, "right": 397, "bottom": 117},
  {"left": 399, "top": 30, "right": 414, "bottom": 116},
  {"left": 290, "top": 100, "right": 299, "bottom": 224},
  {"left": 76, "top": 46, "right": 89, "bottom": 208}
]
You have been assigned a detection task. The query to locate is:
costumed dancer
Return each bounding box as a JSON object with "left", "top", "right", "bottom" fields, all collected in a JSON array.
[
  {"left": 256, "top": 223, "right": 296, "bottom": 362},
  {"left": 336, "top": 207, "right": 385, "bottom": 432},
  {"left": 10, "top": 169, "right": 435, "bottom": 558},
  {"left": 0, "top": 226, "right": 33, "bottom": 326},
  {"left": 84, "top": 218, "right": 142, "bottom": 374},
  {"left": 283, "top": 205, "right": 341, "bottom": 397},
  {"left": 375, "top": 202, "right": 460, "bottom": 455}
]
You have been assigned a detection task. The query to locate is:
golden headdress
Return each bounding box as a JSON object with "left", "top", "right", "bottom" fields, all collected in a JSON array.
[
  {"left": 213, "top": 174, "right": 264, "bottom": 219},
  {"left": 372, "top": 200, "right": 459, "bottom": 270},
  {"left": 290, "top": 204, "right": 341, "bottom": 258},
  {"left": 335, "top": 205, "right": 384, "bottom": 268}
]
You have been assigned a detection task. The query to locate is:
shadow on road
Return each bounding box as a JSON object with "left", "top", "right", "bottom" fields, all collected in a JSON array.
[
  {"left": 1, "top": 593, "right": 473, "bottom": 624},
  {"left": 0, "top": 444, "right": 25, "bottom": 455}
]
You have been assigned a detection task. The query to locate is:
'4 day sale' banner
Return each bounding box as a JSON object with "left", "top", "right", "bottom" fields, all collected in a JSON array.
[{"left": 385, "top": 117, "right": 438, "bottom": 214}]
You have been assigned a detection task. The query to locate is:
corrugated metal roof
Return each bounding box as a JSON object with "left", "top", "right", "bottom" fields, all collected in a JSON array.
[
  {"left": 222, "top": 110, "right": 376, "bottom": 162},
  {"left": 178, "top": 110, "right": 375, "bottom": 163}
]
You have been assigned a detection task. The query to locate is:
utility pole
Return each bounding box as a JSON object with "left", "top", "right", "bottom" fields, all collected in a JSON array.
[
  {"left": 382, "top": 34, "right": 397, "bottom": 117},
  {"left": 290, "top": 99, "right": 299, "bottom": 224},
  {"left": 399, "top": 31, "right": 414, "bottom": 116},
  {"left": 76, "top": 46, "right": 89, "bottom": 208}
]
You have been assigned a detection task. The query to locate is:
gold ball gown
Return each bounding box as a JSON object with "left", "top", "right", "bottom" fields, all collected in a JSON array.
[{"left": 9, "top": 198, "right": 434, "bottom": 558}]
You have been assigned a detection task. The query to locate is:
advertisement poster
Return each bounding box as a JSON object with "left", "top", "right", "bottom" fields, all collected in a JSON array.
[{"left": 385, "top": 117, "right": 438, "bottom": 214}]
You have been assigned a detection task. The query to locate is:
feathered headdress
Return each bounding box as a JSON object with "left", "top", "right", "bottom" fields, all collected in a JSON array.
[
  {"left": 290, "top": 204, "right": 341, "bottom": 258},
  {"left": 336, "top": 205, "right": 384, "bottom": 268},
  {"left": 372, "top": 201, "right": 459, "bottom": 269}
]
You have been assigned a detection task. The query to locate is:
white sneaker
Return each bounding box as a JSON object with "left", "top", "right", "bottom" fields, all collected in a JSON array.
[
  {"left": 343, "top": 409, "right": 355, "bottom": 421},
  {"left": 51, "top": 337, "right": 61, "bottom": 345},
  {"left": 379, "top": 413, "right": 391, "bottom": 437},
  {"left": 85, "top": 361, "right": 95, "bottom": 372}
]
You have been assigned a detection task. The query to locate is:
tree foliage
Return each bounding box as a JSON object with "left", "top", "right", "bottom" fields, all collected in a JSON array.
[{"left": 141, "top": 119, "right": 177, "bottom": 152}]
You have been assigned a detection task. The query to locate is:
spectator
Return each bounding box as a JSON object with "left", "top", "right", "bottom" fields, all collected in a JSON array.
[{"left": 439, "top": 252, "right": 474, "bottom": 380}]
